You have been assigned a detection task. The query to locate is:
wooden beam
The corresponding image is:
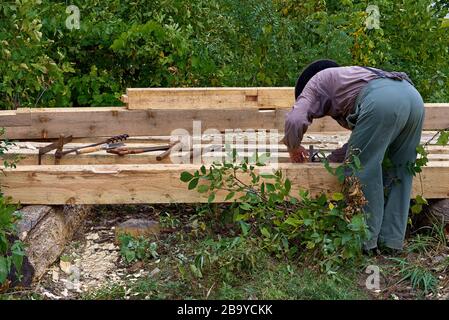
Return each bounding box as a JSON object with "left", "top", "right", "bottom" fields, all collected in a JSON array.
[
  {"left": 10, "top": 152, "right": 449, "bottom": 166},
  {"left": 0, "top": 107, "right": 341, "bottom": 139},
  {"left": 126, "top": 87, "right": 294, "bottom": 110},
  {"left": 1, "top": 163, "right": 448, "bottom": 204},
  {"left": 125, "top": 87, "right": 449, "bottom": 112},
  {"left": 6, "top": 140, "right": 448, "bottom": 166},
  {"left": 0, "top": 104, "right": 448, "bottom": 140},
  {"left": 6, "top": 146, "right": 449, "bottom": 166},
  {"left": 4, "top": 150, "right": 172, "bottom": 165}
]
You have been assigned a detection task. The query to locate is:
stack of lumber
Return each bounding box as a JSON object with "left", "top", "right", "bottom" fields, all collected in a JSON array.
[{"left": 0, "top": 88, "right": 448, "bottom": 204}]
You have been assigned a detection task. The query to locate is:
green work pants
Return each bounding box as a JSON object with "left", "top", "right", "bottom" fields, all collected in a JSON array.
[{"left": 346, "top": 78, "right": 425, "bottom": 250}]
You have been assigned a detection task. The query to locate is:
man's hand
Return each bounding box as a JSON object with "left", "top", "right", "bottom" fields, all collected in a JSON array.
[{"left": 288, "top": 145, "right": 309, "bottom": 163}]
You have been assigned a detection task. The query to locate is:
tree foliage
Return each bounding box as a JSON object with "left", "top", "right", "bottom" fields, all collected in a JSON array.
[{"left": 0, "top": 0, "right": 448, "bottom": 109}]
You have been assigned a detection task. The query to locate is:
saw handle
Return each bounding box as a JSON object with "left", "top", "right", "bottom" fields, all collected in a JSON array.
[{"left": 76, "top": 146, "right": 102, "bottom": 154}]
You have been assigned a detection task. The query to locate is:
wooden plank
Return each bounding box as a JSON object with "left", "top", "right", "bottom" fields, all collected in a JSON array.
[
  {"left": 0, "top": 104, "right": 447, "bottom": 140},
  {"left": 6, "top": 140, "right": 341, "bottom": 152},
  {"left": 61, "top": 133, "right": 345, "bottom": 146},
  {"left": 0, "top": 107, "right": 286, "bottom": 139},
  {"left": 0, "top": 141, "right": 333, "bottom": 165},
  {"left": 127, "top": 87, "right": 261, "bottom": 110},
  {"left": 126, "top": 86, "right": 449, "bottom": 114},
  {"left": 1, "top": 163, "right": 448, "bottom": 204},
  {"left": 4, "top": 150, "right": 172, "bottom": 165},
  {"left": 126, "top": 87, "right": 296, "bottom": 110},
  {"left": 14, "top": 133, "right": 445, "bottom": 148},
  {"left": 9, "top": 152, "right": 449, "bottom": 166},
  {"left": 7, "top": 143, "right": 449, "bottom": 166},
  {"left": 426, "top": 145, "right": 449, "bottom": 154}
]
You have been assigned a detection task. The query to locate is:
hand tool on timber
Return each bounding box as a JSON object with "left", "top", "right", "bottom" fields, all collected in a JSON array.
[
  {"left": 38, "top": 134, "right": 73, "bottom": 165},
  {"left": 107, "top": 145, "right": 171, "bottom": 156},
  {"left": 309, "top": 145, "right": 327, "bottom": 163},
  {"left": 75, "top": 142, "right": 124, "bottom": 154},
  {"left": 61, "top": 134, "right": 129, "bottom": 156},
  {"left": 156, "top": 140, "right": 181, "bottom": 161},
  {"left": 38, "top": 134, "right": 129, "bottom": 164}
]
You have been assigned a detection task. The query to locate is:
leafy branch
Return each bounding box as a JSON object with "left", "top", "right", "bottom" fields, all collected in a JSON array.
[{"left": 180, "top": 150, "right": 369, "bottom": 273}]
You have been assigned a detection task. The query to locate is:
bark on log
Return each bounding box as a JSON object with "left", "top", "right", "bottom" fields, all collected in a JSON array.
[
  {"left": 428, "top": 199, "right": 449, "bottom": 225},
  {"left": 16, "top": 205, "right": 91, "bottom": 280}
]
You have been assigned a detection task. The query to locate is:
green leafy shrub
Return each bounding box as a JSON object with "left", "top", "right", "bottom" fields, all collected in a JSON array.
[
  {"left": 1, "top": 0, "right": 448, "bottom": 108},
  {"left": 181, "top": 152, "right": 369, "bottom": 273},
  {"left": 118, "top": 234, "right": 158, "bottom": 265}
]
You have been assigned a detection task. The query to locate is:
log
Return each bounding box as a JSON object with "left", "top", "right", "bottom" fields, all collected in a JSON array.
[
  {"left": 428, "top": 199, "right": 449, "bottom": 225},
  {"left": 16, "top": 205, "right": 91, "bottom": 279},
  {"left": 1, "top": 163, "right": 448, "bottom": 205}
]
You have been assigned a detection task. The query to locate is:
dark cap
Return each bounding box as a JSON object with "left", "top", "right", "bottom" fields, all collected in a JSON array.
[{"left": 295, "top": 59, "right": 340, "bottom": 100}]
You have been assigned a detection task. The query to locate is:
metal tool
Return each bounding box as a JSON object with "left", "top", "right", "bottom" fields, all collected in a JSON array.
[
  {"left": 38, "top": 134, "right": 73, "bottom": 165},
  {"left": 38, "top": 134, "right": 129, "bottom": 165},
  {"left": 107, "top": 145, "right": 171, "bottom": 156},
  {"left": 309, "top": 145, "right": 327, "bottom": 163},
  {"left": 61, "top": 134, "right": 129, "bottom": 156}
]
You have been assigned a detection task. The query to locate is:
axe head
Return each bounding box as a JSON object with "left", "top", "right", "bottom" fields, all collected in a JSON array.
[{"left": 105, "top": 142, "right": 125, "bottom": 150}]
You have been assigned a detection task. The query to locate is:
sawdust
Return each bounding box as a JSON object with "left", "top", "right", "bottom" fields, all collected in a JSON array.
[{"left": 36, "top": 206, "right": 157, "bottom": 299}]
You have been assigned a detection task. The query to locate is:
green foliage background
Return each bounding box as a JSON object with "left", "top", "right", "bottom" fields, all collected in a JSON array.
[{"left": 0, "top": 0, "right": 448, "bottom": 109}]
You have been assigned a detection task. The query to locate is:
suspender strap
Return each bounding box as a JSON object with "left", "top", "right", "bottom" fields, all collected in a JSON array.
[
  {"left": 361, "top": 66, "right": 385, "bottom": 78},
  {"left": 361, "top": 66, "right": 415, "bottom": 87}
]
